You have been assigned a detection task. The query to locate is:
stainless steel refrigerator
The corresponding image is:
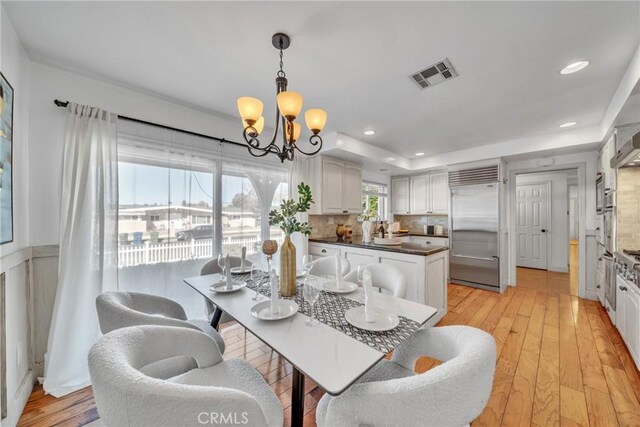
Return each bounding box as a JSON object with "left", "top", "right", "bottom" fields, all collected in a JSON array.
[{"left": 450, "top": 182, "right": 500, "bottom": 291}]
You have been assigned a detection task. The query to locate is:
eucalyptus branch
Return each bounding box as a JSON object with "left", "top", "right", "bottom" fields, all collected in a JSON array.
[{"left": 268, "top": 181, "right": 315, "bottom": 236}]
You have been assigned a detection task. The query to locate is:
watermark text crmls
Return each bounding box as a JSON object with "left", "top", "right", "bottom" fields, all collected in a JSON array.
[{"left": 198, "top": 412, "right": 250, "bottom": 425}]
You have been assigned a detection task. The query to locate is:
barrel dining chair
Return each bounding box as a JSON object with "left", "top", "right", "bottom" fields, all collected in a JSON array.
[
  {"left": 96, "top": 291, "right": 225, "bottom": 354},
  {"left": 200, "top": 255, "right": 253, "bottom": 325},
  {"left": 89, "top": 325, "right": 283, "bottom": 427},
  {"left": 316, "top": 326, "right": 496, "bottom": 427},
  {"left": 344, "top": 263, "right": 407, "bottom": 298},
  {"left": 309, "top": 256, "right": 351, "bottom": 278}
]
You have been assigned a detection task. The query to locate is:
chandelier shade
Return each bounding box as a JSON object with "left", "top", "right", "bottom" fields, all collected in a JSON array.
[
  {"left": 305, "top": 109, "right": 327, "bottom": 134},
  {"left": 236, "top": 33, "right": 326, "bottom": 162},
  {"left": 237, "top": 97, "right": 263, "bottom": 125}
]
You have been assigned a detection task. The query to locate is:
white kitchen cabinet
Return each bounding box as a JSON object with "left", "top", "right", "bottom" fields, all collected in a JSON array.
[
  {"left": 310, "top": 156, "right": 363, "bottom": 214},
  {"left": 617, "top": 279, "right": 640, "bottom": 369},
  {"left": 410, "top": 236, "right": 449, "bottom": 246},
  {"left": 343, "top": 248, "right": 377, "bottom": 272},
  {"left": 430, "top": 172, "right": 450, "bottom": 214},
  {"left": 410, "top": 175, "right": 429, "bottom": 214},
  {"left": 380, "top": 255, "right": 423, "bottom": 304},
  {"left": 394, "top": 172, "right": 449, "bottom": 215},
  {"left": 343, "top": 164, "right": 363, "bottom": 212},
  {"left": 321, "top": 159, "right": 345, "bottom": 213},
  {"left": 425, "top": 250, "right": 448, "bottom": 313},
  {"left": 308, "top": 243, "right": 341, "bottom": 258},
  {"left": 392, "top": 177, "right": 411, "bottom": 214}
]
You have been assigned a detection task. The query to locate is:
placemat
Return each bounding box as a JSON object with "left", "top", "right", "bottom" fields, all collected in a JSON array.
[{"left": 236, "top": 272, "right": 422, "bottom": 353}]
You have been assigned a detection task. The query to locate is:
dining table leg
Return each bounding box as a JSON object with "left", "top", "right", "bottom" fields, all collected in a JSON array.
[
  {"left": 291, "top": 366, "right": 305, "bottom": 427},
  {"left": 209, "top": 306, "right": 223, "bottom": 330}
]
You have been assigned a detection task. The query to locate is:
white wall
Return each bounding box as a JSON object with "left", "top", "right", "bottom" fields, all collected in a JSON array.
[
  {"left": 516, "top": 171, "right": 571, "bottom": 272},
  {"left": 0, "top": 7, "right": 34, "bottom": 427}
]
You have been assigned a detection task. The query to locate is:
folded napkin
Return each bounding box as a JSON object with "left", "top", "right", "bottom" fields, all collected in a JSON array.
[
  {"left": 335, "top": 254, "right": 343, "bottom": 289},
  {"left": 241, "top": 246, "right": 247, "bottom": 271},
  {"left": 270, "top": 270, "right": 280, "bottom": 315},
  {"left": 225, "top": 255, "right": 233, "bottom": 290},
  {"left": 363, "top": 268, "right": 375, "bottom": 323}
]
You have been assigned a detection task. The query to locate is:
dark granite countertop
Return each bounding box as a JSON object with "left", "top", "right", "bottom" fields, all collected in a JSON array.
[
  {"left": 309, "top": 237, "right": 449, "bottom": 257},
  {"left": 396, "top": 232, "right": 449, "bottom": 239}
]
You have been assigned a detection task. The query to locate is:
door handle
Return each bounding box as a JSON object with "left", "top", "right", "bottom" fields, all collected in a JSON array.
[{"left": 619, "top": 286, "right": 628, "bottom": 292}]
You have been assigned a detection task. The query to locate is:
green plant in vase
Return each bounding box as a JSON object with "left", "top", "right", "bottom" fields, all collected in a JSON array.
[{"left": 268, "top": 182, "right": 314, "bottom": 296}]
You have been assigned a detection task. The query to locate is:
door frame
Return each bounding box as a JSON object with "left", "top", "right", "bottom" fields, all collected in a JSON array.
[
  {"left": 515, "top": 180, "right": 552, "bottom": 270},
  {"left": 508, "top": 163, "right": 586, "bottom": 298}
]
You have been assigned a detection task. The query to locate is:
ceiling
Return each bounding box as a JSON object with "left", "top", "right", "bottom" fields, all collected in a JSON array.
[{"left": 4, "top": 1, "right": 640, "bottom": 159}]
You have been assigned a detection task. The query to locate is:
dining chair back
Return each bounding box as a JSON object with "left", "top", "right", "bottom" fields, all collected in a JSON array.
[
  {"left": 89, "top": 325, "right": 284, "bottom": 427},
  {"left": 200, "top": 256, "right": 253, "bottom": 324},
  {"left": 344, "top": 263, "right": 407, "bottom": 298},
  {"left": 96, "top": 291, "right": 225, "bottom": 353},
  {"left": 316, "top": 325, "right": 496, "bottom": 427},
  {"left": 309, "top": 256, "right": 351, "bottom": 278}
]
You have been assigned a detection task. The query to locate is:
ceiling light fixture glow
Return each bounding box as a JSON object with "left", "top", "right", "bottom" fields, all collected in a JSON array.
[
  {"left": 363, "top": 130, "right": 376, "bottom": 136},
  {"left": 560, "top": 61, "right": 589, "bottom": 75},
  {"left": 415, "top": 152, "right": 425, "bottom": 156},
  {"left": 559, "top": 121, "right": 577, "bottom": 128}
]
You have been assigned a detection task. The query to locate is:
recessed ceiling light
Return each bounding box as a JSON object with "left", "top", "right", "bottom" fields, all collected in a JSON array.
[
  {"left": 415, "top": 152, "right": 425, "bottom": 156},
  {"left": 560, "top": 61, "right": 589, "bottom": 75},
  {"left": 363, "top": 130, "right": 376, "bottom": 136},
  {"left": 386, "top": 157, "right": 396, "bottom": 161},
  {"left": 559, "top": 121, "right": 577, "bottom": 128}
]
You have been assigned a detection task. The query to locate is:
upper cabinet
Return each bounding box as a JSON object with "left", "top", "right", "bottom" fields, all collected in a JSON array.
[
  {"left": 392, "top": 177, "right": 411, "bottom": 214},
  {"left": 599, "top": 134, "right": 616, "bottom": 191},
  {"left": 309, "top": 156, "right": 363, "bottom": 215},
  {"left": 394, "top": 172, "right": 449, "bottom": 215}
]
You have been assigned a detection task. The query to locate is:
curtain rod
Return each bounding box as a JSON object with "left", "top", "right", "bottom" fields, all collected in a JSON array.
[{"left": 53, "top": 99, "right": 247, "bottom": 149}]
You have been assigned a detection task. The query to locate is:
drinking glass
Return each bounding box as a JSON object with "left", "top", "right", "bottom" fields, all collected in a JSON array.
[
  {"left": 217, "top": 254, "right": 226, "bottom": 277},
  {"left": 250, "top": 264, "right": 263, "bottom": 301},
  {"left": 302, "top": 254, "right": 314, "bottom": 276},
  {"left": 303, "top": 276, "right": 320, "bottom": 326}
]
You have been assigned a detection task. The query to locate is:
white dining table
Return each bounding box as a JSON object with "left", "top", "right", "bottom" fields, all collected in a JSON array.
[{"left": 183, "top": 273, "right": 437, "bottom": 427}]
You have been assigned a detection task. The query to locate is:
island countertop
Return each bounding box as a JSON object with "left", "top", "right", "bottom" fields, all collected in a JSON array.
[{"left": 308, "top": 237, "right": 449, "bottom": 257}]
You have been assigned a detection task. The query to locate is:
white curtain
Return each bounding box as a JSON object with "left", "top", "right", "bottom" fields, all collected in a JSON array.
[
  {"left": 43, "top": 103, "right": 118, "bottom": 397},
  {"left": 289, "top": 156, "right": 312, "bottom": 265}
]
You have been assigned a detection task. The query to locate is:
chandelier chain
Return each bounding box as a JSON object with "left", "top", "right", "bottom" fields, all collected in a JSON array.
[{"left": 277, "top": 43, "right": 285, "bottom": 78}]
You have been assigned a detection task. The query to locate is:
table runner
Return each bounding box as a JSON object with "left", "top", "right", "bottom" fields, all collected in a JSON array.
[{"left": 234, "top": 273, "right": 422, "bottom": 353}]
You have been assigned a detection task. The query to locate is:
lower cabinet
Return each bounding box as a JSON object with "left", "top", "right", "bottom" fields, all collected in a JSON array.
[
  {"left": 309, "top": 242, "right": 449, "bottom": 325},
  {"left": 410, "top": 236, "right": 449, "bottom": 246},
  {"left": 616, "top": 279, "right": 640, "bottom": 370}
]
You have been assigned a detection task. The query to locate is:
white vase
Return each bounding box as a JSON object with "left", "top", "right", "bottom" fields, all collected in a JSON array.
[{"left": 362, "top": 220, "right": 373, "bottom": 243}]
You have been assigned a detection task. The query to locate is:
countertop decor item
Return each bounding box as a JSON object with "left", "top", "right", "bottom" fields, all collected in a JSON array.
[
  {"left": 336, "top": 224, "right": 346, "bottom": 239},
  {"left": 268, "top": 183, "right": 314, "bottom": 296},
  {"left": 237, "top": 33, "right": 328, "bottom": 162}
]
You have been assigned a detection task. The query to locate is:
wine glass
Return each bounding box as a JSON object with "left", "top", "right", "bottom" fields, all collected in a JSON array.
[
  {"left": 261, "top": 240, "right": 278, "bottom": 279},
  {"left": 303, "top": 276, "right": 320, "bottom": 326},
  {"left": 302, "top": 254, "right": 314, "bottom": 276},
  {"left": 250, "top": 264, "right": 263, "bottom": 301},
  {"left": 217, "top": 254, "right": 226, "bottom": 277}
]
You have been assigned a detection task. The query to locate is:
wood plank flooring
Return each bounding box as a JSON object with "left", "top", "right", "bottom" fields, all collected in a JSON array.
[{"left": 18, "top": 267, "right": 640, "bottom": 426}]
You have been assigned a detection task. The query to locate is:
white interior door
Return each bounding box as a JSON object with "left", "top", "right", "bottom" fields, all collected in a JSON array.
[
  {"left": 569, "top": 185, "right": 579, "bottom": 240},
  {"left": 516, "top": 183, "right": 549, "bottom": 269}
]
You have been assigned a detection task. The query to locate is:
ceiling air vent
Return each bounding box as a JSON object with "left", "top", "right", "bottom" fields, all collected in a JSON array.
[
  {"left": 448, "top": 166, "right": 499, "bottom": 187},
  {"left": 410, "top": 58, "right": 458, "bottom": 90}
]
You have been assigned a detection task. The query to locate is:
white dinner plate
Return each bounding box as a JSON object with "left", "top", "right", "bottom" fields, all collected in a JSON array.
[
  {"left": 230, "top": 266, "right": 252, "bottom": 274},
  {"left": 323, "top": 280, "right": 359, "bottom": 294},
  {"left": 250, "top": 300, "right": 299, "bottom": 321},
  {"left": 344, "top": 306, "right": 400, "bottom": 331},
  {"left": 209, "top": 281, "right": 247, "bottom": 293}
]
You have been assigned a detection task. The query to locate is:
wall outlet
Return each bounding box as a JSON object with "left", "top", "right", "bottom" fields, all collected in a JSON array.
[{"left": 328, "top": 216, "right": 334, "bottom": 225}]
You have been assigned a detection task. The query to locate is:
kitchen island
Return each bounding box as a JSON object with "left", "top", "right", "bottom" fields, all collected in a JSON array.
[{"left": 309, "top": 236, "right": 449, "bottom": 326}]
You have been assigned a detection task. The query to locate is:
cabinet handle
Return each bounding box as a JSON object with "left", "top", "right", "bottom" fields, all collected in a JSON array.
[
  {"left": 321, "top": 249, "right": 327, "bottom": 254},
  {"left": 619, "top": 285, "right": 628, "bottom": 292},
  {"left": 426, "top": 241, "right": 432, "bottom": 244},
  {"left": 596, "top": 285, "right": 601, "bottom": 289},
  {"left": 343, "top": 210, "right": 348, "bottom": 214}
]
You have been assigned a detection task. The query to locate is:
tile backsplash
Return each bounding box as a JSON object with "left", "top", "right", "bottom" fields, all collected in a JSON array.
[
  {"left": 309, "top": 214, "right": 360, "bottom": 238},
  {"left": 393, "top": 215, "right": 449, "bottom": 234},
  {"left": 617, "top": 167, "right": 640, "bottom": 250}
]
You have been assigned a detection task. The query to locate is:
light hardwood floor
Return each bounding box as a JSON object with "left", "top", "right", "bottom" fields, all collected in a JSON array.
[{"left": 18, "top": 258, "right": 640, "bottom": 426}]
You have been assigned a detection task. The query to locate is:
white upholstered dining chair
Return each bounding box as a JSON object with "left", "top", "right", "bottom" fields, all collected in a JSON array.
[
  {"left": 316, "top": 326, "right": 496, "bottom": 427},
  {"left": 200, "top": 255, "right": 254, "bottom": 325},
  {"left": 343, "top": 263, "right": 407, "bottom": 298},
  {"left": 309, "top": 256, "right": 351, "bottom": 278},
  {"left": 96, "top": 291, "right": 225, "bottom": 353},
  {"left": 89, "top": 325, "right": 283, "bottom": 427}
]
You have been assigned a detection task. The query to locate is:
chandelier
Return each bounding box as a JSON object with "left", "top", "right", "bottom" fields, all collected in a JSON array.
[{"left": 237, "top": 33, "right": 327, "bottom": 162}]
